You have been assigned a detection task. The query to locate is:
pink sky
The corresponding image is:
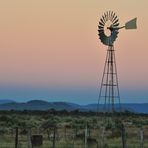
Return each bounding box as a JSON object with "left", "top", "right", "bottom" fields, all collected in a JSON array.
[{"left": 0, "top": 0, "right": 147, "bottom": 103}]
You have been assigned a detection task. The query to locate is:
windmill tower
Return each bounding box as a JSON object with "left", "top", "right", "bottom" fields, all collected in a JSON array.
[{"left": 98, "top": 11, "right": 137, "bottom": 113}]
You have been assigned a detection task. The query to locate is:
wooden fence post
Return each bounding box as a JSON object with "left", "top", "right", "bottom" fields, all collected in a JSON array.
[
  {"left": 140, "top": 128, "right": 144, "bottom": 148},
  {"left": 64, "top": 126, "right": 67, "bottom": 141},
  {"left": 15, "top": 127, "right": 18, "bottom": 148},
  {"left": 52, "top": 126, "right": 56, "bottom": 148},
  {"left": 85, "top": 124, "right": 88, "bottom": 148},
  {"left": 27, "top": 128, "right": 32, "bottom": 148},
  {"left": 101, "top": 127, "right": 105, "bottom": 147},
  {"left": 121, "top": 124, "right": 127, "bottom": 148}
]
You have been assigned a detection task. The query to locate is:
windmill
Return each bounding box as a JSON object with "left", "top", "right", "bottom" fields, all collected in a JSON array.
[{"left": 98, "top": 11, "right": 137, "bottom": 113}]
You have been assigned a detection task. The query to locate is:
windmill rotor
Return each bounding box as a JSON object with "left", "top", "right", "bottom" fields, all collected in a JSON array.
[
  {"left": 98, "top": 11, "right": 119, "bottom": 46},
  {"left": 98, "top": 11, "right": 137, "bottom": 46}
]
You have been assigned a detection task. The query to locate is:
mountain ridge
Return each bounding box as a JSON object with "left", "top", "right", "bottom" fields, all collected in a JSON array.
[
  {"left": 0, "top": 99, "right": 15, "bottom": 104},
  {"left": 0, "top": 99, "right": 148, "bottom": 113}
]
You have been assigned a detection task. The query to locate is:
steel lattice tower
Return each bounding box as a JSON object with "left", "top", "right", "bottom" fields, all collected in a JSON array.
[{"left": 98, "top": 45, "right": 120, "bottom": 113}]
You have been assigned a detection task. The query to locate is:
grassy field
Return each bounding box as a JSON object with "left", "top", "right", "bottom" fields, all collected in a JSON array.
[{"left": 0, "top": 110, "right": 148, "bottom": 147}]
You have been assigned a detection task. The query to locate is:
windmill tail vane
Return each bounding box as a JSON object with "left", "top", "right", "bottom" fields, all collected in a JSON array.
[{"left": 125, "top": 18, "right": 137, "bottom": 29}]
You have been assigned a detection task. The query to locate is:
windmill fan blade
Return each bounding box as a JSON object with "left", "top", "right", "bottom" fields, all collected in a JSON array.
[
  {"left": 100, "top": 34, "right": 108, "bottom": 45},
  {"left": 98, "top": 24, "right": 103, "bottom": 28},
  {"left": 98, "top": 25, "right": 104, "bottom": 30},
  {"left": 102, "top": 15, "right": 106, "bottom": 23},
  {"left": 113, "top": 23, "right": 119, "bottom": 27},
  {"left": 99, "top": 21, "right": 104, "bottom": 27},
  {"left": 98, "top": 31, "right": 104, "bottom": 35},
  {"left": 110, "top": 11, "right": 114, "bottom": 20},
  {"left": 111, "top": 13, "right": 116, "bottom": 21},
  {"left": 109, "top": 11, "right": 111, "bottom": 19},
  {"left": 113, "top": 19, "right": 119, "bottom": 25},
  {"left": 111, "top": 30, "right": 118, "bottom": 44},
  {"left": 113, "top": 15, "right": 118, "bottom": 22},
  {"left": 109, "top": 11, "right": 112, "bottom": 20},
  {"left": 100, "top": 18, "right": 105, "bottom": 25},
  {"left": 104, "top": 13, "right": 108, "bottom": 22},
  {"left": 125, "top": 18, "right": 137, "bottom": 29},
  {"left": 98, "top": 30, "right": 103, "bottom": 33},
  {"left": 106, "top": 11, "right": 109, "bottom": 20}
]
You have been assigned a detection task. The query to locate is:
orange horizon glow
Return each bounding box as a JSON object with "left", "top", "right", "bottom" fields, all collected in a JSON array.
[{"left": 0, "top": 0, "right": 148, "bottom": 103}]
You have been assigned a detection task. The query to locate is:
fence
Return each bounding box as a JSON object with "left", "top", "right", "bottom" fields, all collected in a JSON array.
[{"left": 0, "top": 126, "right": 148, "bottom": 148}]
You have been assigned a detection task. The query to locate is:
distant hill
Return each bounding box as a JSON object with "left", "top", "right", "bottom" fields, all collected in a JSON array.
[
  {"left": 0, "top": 99, "right": 148, "bottom": 113},
  {"left": 0, "top": 99, "right": 15, "bottom": 104},
  {"left": 82, "top": 103, "right": 147, "bottom": 113},
  {"left": 0, "top": 100, "right": 78, "bottom": 111}
]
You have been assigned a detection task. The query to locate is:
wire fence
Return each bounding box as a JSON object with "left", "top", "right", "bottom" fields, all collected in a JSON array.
[{"left": 0, "top": 127, "right": 148, "bottom": 148}]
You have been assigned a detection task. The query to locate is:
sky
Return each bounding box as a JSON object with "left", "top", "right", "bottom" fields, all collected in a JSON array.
[{"left": 0, "top": 0, "right": 148, "bottom": 104}]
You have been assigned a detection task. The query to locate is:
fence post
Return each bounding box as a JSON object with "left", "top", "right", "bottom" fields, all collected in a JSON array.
[
  {"left": 52, "top": 126, "right": 56, "bottom": 148},
  {"left": 27, "top": 128, "right": 32, "bottom": 148},
  {"left": 85, "top": 123, "right": 88, "bottom": 148},
  {"left": 101, "top": 126, "right": 105, "bottom": 147},
  {"left": 64, "top": 126, "right": 67, "bottom": 141},
  {"left": 15, "top": 127, "right": 18, "bottom": 148},
  {"left": 140, "top": 128, "right": 144, "bottom": 148},
  {"left": 121, "top": 124, "right": 127, "bottom": 148}
]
